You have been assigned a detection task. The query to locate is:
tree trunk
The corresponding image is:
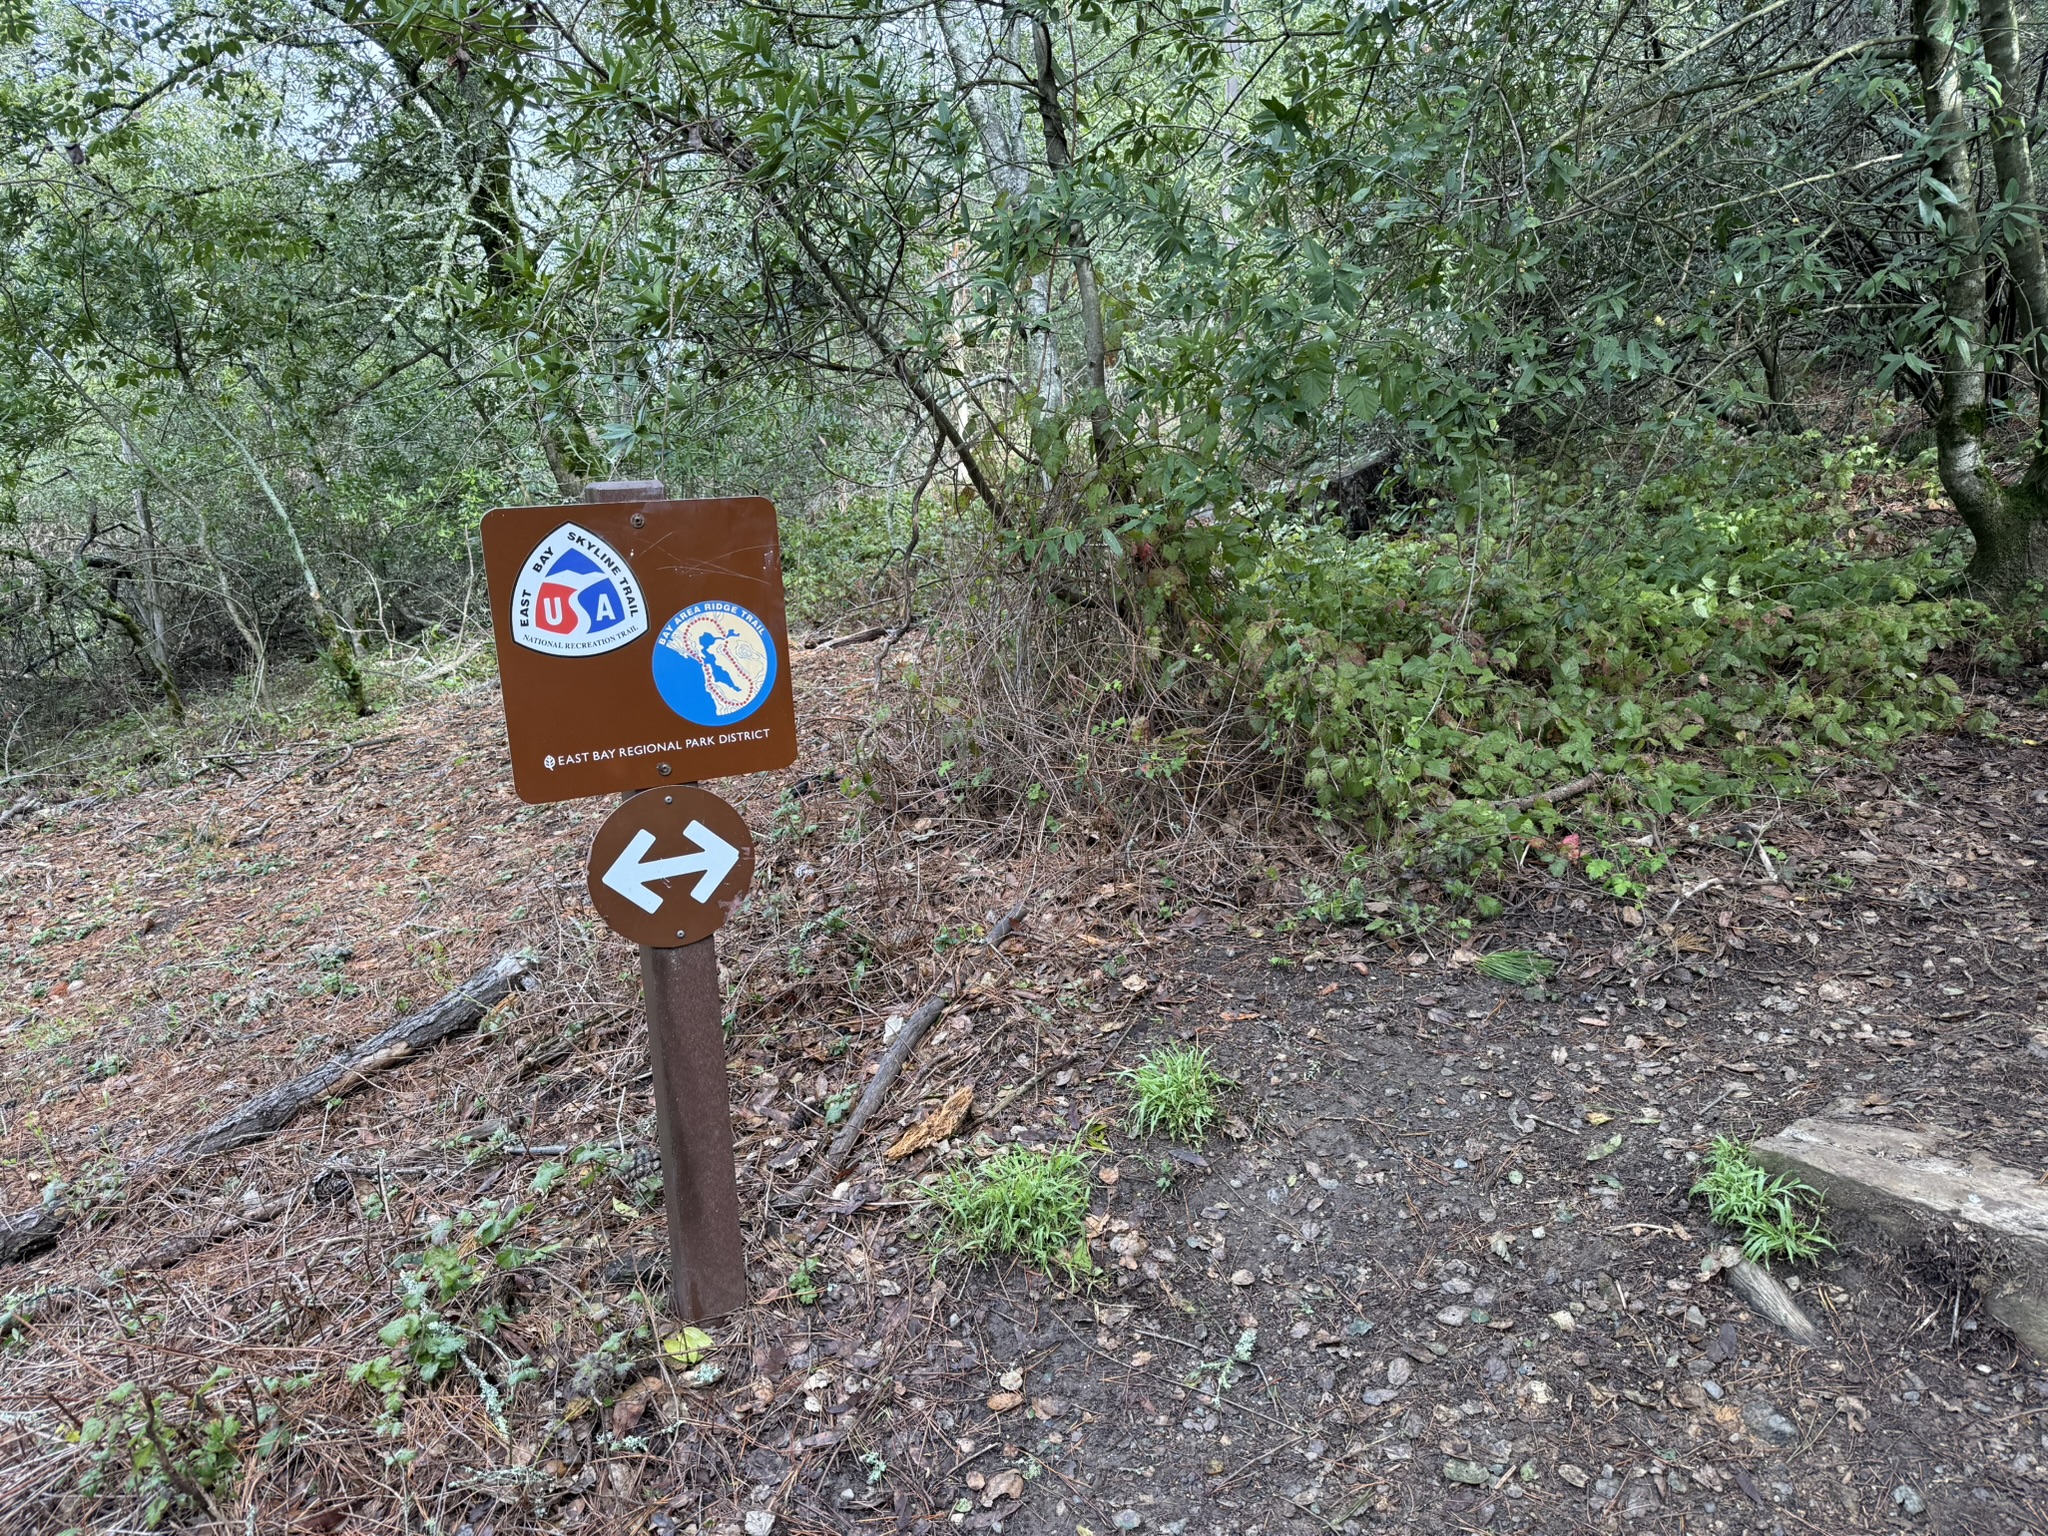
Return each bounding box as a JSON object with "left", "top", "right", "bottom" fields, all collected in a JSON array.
[
  {"left": 1982, "top": 0, "right": 2048, "bottom": 414},
  {"left": 1032, "top": 20, "right": 1120, "bottom": 483},
  {"left": 192, "top": 391, "right": 370, "bottom": 714},
  {"left": 117, "top": 427, "right": 169, "bottom": 666},
  {"left": 1909, "top": 0, "right": 2043, "bottom": 600},
  {"left": 100, "top": 586, "right": 184, "bottom": 718},
  {"left": 1756, "top": 326, "right": 1802, "bottom": 433},
  {"left": 936, "top": 2, "right": 1066, "bottom": 419},
  {"left": 1974, "top": 0, "right": 2048, "bottom": 597}
]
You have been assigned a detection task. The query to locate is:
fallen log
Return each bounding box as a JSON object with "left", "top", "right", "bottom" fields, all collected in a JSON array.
[
  {"left": 818, "top": 625, "right": 888, "bottom": 650},
  {"left": 162, "top": 950, "right": 533, "bottom": 1164},
  {"left": 0, "top": 1189, "right": 307, "bottom": 1334},
  {"left": 0, "top": 950, "right": 534, "bottom": 1266},
  {"left": 777, "top": 983, "right": 956, "bottom": 1211}
]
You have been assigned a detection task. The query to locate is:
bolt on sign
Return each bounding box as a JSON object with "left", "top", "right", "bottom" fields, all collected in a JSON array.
[{"left": 480, "top": 496, "right": 799, "bottom": 804}]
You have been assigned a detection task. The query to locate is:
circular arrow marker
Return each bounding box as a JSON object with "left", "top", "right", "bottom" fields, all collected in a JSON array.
[{"left": 586, "top": 786, "right": 756, "bottom": 947}]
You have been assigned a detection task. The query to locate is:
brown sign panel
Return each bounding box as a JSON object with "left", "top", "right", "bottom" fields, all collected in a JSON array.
[
  {"left": 480, "top": 497, "right": 798, "bottom": 803},
  {"left": 586, "top": 787, "right": 756, "bottom": 947}
]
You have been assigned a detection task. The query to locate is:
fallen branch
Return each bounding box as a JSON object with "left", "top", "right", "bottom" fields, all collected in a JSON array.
[
  {"left": 1705, "top": 1244, "right": 1823, "bottom": 1346},
  {"left": 0, "top": 1205, "right": 63, "bottom": 1265},
  {"left": 777, "top": 983, "right": 957, "bottom": 1211},
  {"left": 0, "top": 951, "right": 534, "bottom": 1266},
  {"left": 818, "top": 625, "right": 889, "bottom": 650},
  {"left": 1501, "top": 773, "right": 1606, "bottom": 814},
  {"left": 161, "top": 951, "right": 533, "bottom": 1164},
  {"left": 984, "top": 894, "right": 1030, "bottom": 949},
  {"left": 0, "top": 1189, "right": 305, "bottom": 1334},
  {"left": 1723, "top": 1257, "right": 1822, "bottom": 1345}
]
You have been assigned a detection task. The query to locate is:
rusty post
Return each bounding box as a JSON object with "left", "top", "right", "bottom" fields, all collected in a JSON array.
[
  {"left": 639, "top": 937, "right": 748, "bottom": 1318},
  {"left": 586, "top": 480, "right": 747, "bottom": 1320}
]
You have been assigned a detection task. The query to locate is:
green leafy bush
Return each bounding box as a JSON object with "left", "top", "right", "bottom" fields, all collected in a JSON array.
[{"left": 1232, "top": 433, "right": 1983, "bottom": 877}]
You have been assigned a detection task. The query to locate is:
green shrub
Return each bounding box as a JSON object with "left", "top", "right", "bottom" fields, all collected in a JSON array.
[{"left": 1232, "top": 432, "right": 1984, "bottom": 879}]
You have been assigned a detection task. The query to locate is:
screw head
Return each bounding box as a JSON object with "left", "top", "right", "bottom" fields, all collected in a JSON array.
[
  {"left": 630, "top": 512, "right": 646, "bottom": 528},
  {"left": 664, "top": 795, "right": 673, "bottom": 804},
  {"left": 658, "top": 762, "right": 672, "bottom": 776}
]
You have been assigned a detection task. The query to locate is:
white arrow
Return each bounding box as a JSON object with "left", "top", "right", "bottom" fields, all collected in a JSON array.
[{"left": 601, "top": 822, "right": 741, "bottom": 913}]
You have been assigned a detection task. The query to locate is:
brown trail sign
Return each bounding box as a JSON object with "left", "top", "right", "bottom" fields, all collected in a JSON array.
[
  {"left": 480, "top": 492, "right": 797, "bottom": 802},
  {"left": 482, "top": 480, "right": 792, "bottom": 1322}
]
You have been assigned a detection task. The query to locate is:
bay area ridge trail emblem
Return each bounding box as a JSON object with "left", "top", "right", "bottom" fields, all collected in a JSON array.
[
  {"left": 509, "top": 522, "right": 647, "bottom": 656},
  {"left": 652, "top": 600, "right": 777, "bottom": 728}
]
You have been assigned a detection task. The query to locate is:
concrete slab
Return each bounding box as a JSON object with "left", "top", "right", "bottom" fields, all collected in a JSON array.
[{"left": 1754, "top": 1116, "right": 2048, "bottom": 1355}]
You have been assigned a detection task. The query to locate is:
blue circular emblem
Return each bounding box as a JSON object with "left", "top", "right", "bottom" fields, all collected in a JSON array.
[{"left": 652, "top": 601, "right": 778, "bottom": 727}]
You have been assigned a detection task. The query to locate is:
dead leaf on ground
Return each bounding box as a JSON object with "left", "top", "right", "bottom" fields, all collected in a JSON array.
[
  {"left": 886, "top": 1085, "right": 973, "bottom": 1159},
  {"left": 611, "top": 1376, "right": 669, "bottom": 1437},
  {"left": 981, "top": 1469, "right": 1026, "bottom": 1506}
]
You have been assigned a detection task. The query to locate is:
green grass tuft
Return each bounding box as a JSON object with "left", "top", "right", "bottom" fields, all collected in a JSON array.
[
  {"left": 1475, "top": 950, "right": 1555, "bottom": 985},
  {"left": 926, "top": 1146, "right": 1092, "bottom": 1276},
  {"left": 1122, "top": 1044, "right": 1227, "bottom": 1147},
  {"left": 1690, "top": 1136, "right": 1834, "bottom": 1268}
]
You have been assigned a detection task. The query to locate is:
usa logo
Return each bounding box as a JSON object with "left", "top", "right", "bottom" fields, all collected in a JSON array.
[{"left": 509, "top": 524, "right": 647, "bottom": 657}]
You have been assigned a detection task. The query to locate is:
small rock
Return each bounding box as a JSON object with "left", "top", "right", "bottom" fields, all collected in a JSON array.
[
  {"left": 1386, "top": 1357, "right": 1413, "bottom": 1388},
  {"left": 1230, "top": 1269, "right": 1255, "bottom": 1287},
  {"left": 1893, "top": 1485, "right": 1927, "bottom": 1517},
  {"left": 1113, "top": 1512, "right": 1143, "bottom": 1532},
  {"left": 1548, "top": 1310, "right": 1575, "bottom": 1332},
  {"left": 998, "top": 1368, "right": 1024, "bottom": 1391},
  {"left": 1359, "top": 1388, "right": 1399, "bottom": 1407},
  {"left": 1436, "top": 1305, "right": 1471, "bottom": 1326},
  {"left": 1702, "top": 1380, "right": 1724, "bottom": 1401},
  {"left": 1741, "top": 1400, "right": 1797, "bottom": 1447},
  {"left": 1443, "top": 1459, "right": 1491, "bottom": 1486},
  {"left": 1557, "top": 1464, "right": 1590, "bottom": 1489},
  {"left": 744, "top": 1514, "right": 776, "bottom": 1536}
]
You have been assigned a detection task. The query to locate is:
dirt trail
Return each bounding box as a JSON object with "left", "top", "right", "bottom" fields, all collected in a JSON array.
[{"left": 1, "top": 657, "right": 2044, "bottom": 1535}]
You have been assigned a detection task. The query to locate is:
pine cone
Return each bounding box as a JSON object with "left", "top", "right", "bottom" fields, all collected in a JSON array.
[{"left": 617, "top": 1143, "right": 662, "bottom": 1187}]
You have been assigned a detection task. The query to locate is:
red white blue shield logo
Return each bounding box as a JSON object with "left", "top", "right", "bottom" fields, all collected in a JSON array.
[{"left": 508, "top": 523, "right": 647, "bottom": 657}]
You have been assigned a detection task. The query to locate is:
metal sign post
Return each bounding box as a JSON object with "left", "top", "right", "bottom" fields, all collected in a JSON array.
[{"left": 481, "top": 479, "right": 797, "bottom": 1321}]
